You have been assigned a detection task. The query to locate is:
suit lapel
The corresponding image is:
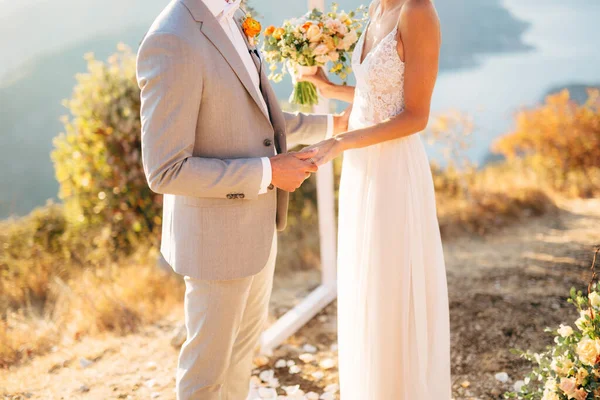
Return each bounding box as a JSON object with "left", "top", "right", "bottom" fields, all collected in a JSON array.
[{"left": 181, "top": 0, "right": 270, "bottom": 123}]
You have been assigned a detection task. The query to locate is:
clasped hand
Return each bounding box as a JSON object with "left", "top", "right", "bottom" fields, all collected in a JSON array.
[
  {"left": 270, "top": 149, "right": 319, "bottom": 192},
  {"left": 299, "top": 138, "right": 344, "bottom": 167}
]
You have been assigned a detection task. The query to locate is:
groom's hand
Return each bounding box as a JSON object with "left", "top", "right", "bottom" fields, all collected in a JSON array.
[{"left": 270, "top": 149, "right": 319, "bottom": 192}]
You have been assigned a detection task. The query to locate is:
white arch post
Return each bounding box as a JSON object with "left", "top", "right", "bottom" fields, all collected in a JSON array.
[{"left": 260, "top": 0, "right": 338, "bottom": 354}]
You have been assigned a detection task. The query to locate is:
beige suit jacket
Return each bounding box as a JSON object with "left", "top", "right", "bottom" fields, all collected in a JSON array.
[{"left": 137, "top": 0, "right": 328, "bottom": 280}]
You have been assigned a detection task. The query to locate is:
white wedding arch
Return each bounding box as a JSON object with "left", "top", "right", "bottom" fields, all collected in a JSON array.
[{"left": 259, "top": 0, "right": 338, "bottom": 354}]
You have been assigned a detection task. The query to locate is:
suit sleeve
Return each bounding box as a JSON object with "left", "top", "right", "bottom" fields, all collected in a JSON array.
[
  {"left": 137, "top": 32, "right": 264, "bottom": 200},
  {"left": 283, "top": 112, "right": 330, "bottom": 148}
]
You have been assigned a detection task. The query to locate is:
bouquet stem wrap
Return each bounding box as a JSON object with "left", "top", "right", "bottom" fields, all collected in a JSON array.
[{"left": 290, "top": 65, "right": 319, "bottom": 106}]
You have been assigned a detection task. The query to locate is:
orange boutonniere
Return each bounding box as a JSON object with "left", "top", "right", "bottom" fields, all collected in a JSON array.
[{"left": 242, "top": 14, "right": 261, "bottom": 46}]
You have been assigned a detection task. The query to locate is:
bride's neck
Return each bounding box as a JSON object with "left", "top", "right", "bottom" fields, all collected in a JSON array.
[{"left": 378, "top": 0, "right": 400, "bottom": 12}]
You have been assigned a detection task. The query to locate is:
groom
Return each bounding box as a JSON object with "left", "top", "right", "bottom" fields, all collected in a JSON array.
[{"left": 137, "top": 0, "right": 345, "bottom": 398}]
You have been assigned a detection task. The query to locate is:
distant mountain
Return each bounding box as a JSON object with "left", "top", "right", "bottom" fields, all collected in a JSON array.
[
  {"left": 0, "top": 27, "right": 148, "bottom": 217},
  {"left": 0, "top": 0, "right": 531, "bottom": 218},
  {"left": 543, "top": 83, "right": 600, "bottom": 104}
]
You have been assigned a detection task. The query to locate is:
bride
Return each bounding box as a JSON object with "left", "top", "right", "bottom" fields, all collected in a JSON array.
[{"left": 300, "top": 0, "right": 451, "bottom": 398}]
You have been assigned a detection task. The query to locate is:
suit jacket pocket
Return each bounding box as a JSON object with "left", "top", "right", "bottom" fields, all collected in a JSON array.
[{"left": 183, "top": 196, "right": 240, "bottom": 208}]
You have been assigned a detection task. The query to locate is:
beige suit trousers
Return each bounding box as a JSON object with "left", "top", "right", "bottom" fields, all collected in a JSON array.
[{"left": 176, "top": 233, "right": 277, "bottom": 400}]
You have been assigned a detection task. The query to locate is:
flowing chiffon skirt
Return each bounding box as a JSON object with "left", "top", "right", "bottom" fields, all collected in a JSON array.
[{"left": 336, "top": 133, "right": 451, "bottom": 399}]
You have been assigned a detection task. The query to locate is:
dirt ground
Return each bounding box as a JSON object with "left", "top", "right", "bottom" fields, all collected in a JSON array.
[{"left": 2, "top": 199, "right": 599, "bottom": 400}]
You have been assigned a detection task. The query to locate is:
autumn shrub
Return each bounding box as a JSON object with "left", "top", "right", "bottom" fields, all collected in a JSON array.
[
  {"left": 52, "top": 45, "right": 162, "bottom": 252},
  {"left": 0, "top": 203, "right": 182, "bottom": 367},
  {"left": 494, "top": 89, "right": 600, "bottom": 197}
]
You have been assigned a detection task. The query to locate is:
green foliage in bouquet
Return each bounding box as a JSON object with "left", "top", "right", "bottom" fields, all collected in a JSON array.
[
  {"left": 52, "top": 45, "right": 162, "bottom": 251},
  {"left": 506, "top": 248, "right": 600, "bottom": 400}
]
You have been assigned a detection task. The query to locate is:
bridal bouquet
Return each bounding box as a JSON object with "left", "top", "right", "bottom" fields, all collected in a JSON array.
[
  {"left": 506, "top": 266, "right": 600, "bottom": 400},
  {"left": 262, "top": 3, "right": 367, "bottom": 106}
]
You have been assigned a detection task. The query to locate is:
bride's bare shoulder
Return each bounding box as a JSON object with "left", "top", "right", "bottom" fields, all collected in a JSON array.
[
  {"left": 399, "top": 0, "right": 440, "bottom": 38},
  {"left": 400, "top": 0, "right": 440, "bottom": 26}
]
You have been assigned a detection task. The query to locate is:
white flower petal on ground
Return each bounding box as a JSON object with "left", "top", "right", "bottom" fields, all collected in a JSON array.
[
  {"left": 319, "top": 358, "right": 336, "bottom": 370},
  {"left": 324, "top": 383, "right": 339, "bottom": 393},
  {"left": 289, "top": 365, "right": 302, "bottom": 374},
  {"left": 258, "top": 387, "right": 278, "bottom": 399},
  {"left": 306, "top": 392, "right": 320, "bottom": 400},
  {"left": 283, "top": 385, "right": 301, "bottom": 395},
  {"left": 513, "top": 380, "right": 526, "bottom": 392},
  {"left": 319, "top": 392, "right": 335, "bottom": 400},
  {"left": 286, "top": 360, "right": 296, "bottom": 367},
  {"left": 275, "top": 359, "right": 287, "bottom": 368},
  {"left": 302, "top": 344, "right": 317, "bottom": 353},
  {"left": 267, "top": 377, "right": 280, "bottom": 388},
  {"left": 495, "top": 372, "right": 510, "bottom": 383},
  {"left": 259, "top": 369, "right": 275, "bottom": 383},
  {"left": 311, "top": 371, "right": 325, "bottom": 380},
  {"left": 299, "top": 353, "right": 315, "bottom": 363}
]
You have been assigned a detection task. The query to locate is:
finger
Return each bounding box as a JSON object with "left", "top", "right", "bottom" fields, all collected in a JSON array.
[
  {"left": 304, "top": 163, "right": 319, "bottom": 173},
  {"left": 304, "top": 172, "right": 311, "bottom": 179},
  {"left": 293, "top": 148, "right": 319, "bottom": 159}
]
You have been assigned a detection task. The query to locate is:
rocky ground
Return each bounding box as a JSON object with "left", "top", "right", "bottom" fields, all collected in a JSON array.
[{"left": 2, "top": 199, "right": 599, "bottom": 400}]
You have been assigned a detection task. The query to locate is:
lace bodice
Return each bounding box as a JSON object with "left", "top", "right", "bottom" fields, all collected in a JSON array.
[{"left": 349, "top": 25, "right": 405, "bottom": 128}]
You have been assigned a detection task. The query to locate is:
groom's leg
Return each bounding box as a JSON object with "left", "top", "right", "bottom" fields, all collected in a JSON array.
[
  {"left": 223, "top": 234, "right": 277, "bottom": 400},
  {"left": 176, "top": 273, "right": 254, "bottom": 400}
]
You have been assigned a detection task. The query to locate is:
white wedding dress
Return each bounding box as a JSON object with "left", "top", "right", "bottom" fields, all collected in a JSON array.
[{"left": 336, "top": 22, "right": 451, "bottom": 399}]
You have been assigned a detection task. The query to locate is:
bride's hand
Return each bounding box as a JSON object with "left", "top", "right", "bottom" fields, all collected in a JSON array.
[
  {"left": 302, "top": 137, "right": 345, "bottom": 166},
  {"left": 334, "top": 104, "right": 353, "bottom": 135},
  {"left": 297, "top": 68, "right": 337, "bottom": 99}
]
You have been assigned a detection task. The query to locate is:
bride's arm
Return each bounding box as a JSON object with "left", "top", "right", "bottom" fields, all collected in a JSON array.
[
  {"left": 306, "top": 1, "right": 441, "bottom": 164},
  {"left": 298, "top": 68, "right": 356, "bottom": 103}
]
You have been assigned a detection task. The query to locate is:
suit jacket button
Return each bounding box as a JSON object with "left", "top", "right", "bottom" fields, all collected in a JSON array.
[
  {"left": 268, "top": 184, "right": 274, "bottom": 190},
  {"left": 263, "top": 139, "right": 273, "bottom": 147}
]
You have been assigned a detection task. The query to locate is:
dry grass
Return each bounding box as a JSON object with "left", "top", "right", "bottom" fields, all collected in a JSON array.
[
  {"left": 0, "top": 205, "right": 183, "bottom": 368},
  {"left": 0, "top": 262, "right": 182, "bottom": 368}
]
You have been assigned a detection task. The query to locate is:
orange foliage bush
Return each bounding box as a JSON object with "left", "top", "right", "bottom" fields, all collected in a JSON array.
[{"left": 494, "top": 89, "right": 600, "bottom": 195}]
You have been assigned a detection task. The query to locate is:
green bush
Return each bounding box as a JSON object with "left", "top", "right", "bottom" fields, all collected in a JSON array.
[{"left": 52, "top": 45, "right": 162, "bottom": 251}]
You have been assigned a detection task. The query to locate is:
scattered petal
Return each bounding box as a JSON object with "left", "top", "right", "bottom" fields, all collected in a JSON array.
[
  {"left": 303, "top": 344, "right": 317, "bottom": 353},
  {"left": 495, "top": 372, "right": 510, "bottom": 383},
  {"left": 258, "top": 387, "right": 278, "bottom": 399},
  {"left": 289, "top": 365, "right": 301, "bottom": 374},
  {"left": 259, "top": 370, "right": 275, "bottom": 383},
  {"left": 324, "top": 383, "right": 339, "bottom": 393},
  {"left": 319, "top": 358, "right": 336, "bottom": 370},
  {"left": 275, "top": 359, "right": 287, "bottom": 368},
  {"left": 299, "top": 353, "right": 315, "bottom": 363},
  {"left": 311, "top": 371, "right": 325, "bottom": 380}
]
